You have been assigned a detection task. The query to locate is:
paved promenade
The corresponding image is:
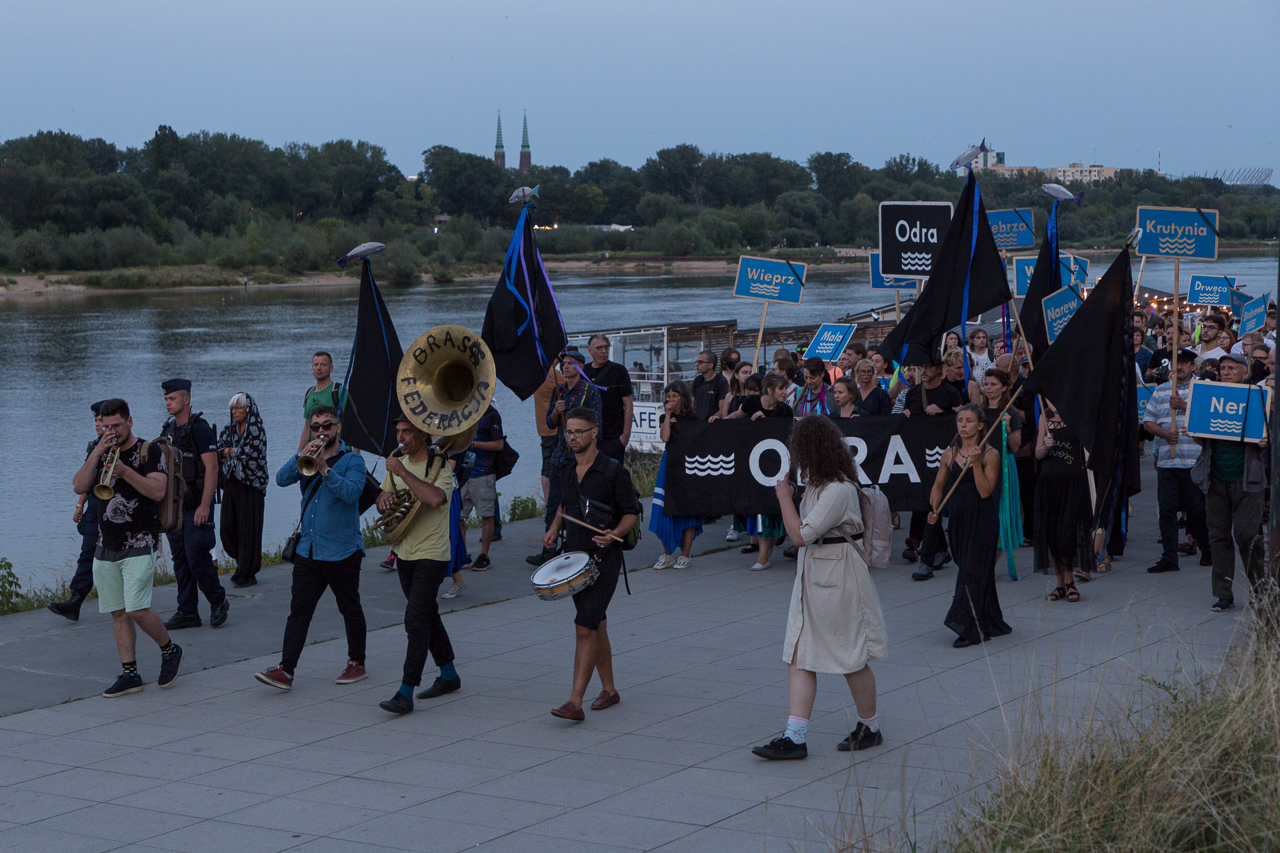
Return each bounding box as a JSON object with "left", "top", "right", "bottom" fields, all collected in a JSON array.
[{"left": 0, "top": 466, "right": 1247, "bottom": 852}]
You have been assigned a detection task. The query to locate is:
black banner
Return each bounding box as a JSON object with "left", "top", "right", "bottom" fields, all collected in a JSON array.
[{"left": 664, "top": 415, "right": 957, "bottom": 516}]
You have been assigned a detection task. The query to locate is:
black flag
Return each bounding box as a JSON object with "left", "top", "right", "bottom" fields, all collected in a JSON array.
[
  {"left": 1017, "top": 201, "right": 1064, "bottom": 359},
  {"left": 1022, "top": 248, "right": 1140, "bottom": 495},
  {"left": 482, "top": 205, "right": 567, "bottom": 400},
  {"left": 338, "top": 258, "right": 404, "bottom": 456},
  {"left": 879, "top": 171, "right": 1012, "bottom": 368}
]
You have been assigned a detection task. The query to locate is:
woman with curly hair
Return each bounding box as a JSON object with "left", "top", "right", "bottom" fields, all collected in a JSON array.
[{"left": 751, "top": 416, "right": 887, "bottom": 761}]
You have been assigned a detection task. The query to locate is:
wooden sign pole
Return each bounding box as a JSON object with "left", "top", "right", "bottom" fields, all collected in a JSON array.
[
  {"left": 751, "top": 301, "right": 770, "bottom": 372},
  {"left": 1133, "top": 256, "right": 1147, "bottom": 300},
  {"left": 1172, "top": 258, "right": 1181, "bottom": 432},
  {"left": 894, "top": 291, "right": 901, "bottom": 322}
]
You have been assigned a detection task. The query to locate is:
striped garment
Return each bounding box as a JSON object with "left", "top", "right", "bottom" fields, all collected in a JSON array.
[{"left": 1142, "top": 379, "right": 1201, "bottom": 469}]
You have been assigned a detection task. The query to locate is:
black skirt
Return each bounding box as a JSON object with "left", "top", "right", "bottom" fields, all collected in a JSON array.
[{"left": 1032, "top": 473, "right": 1094, "bottom": 573}]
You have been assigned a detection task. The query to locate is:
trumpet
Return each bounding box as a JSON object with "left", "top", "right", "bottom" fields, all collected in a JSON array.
[
  {"left": 296, "top": 443, "right": 324, "bottom": 477},
  {"left": 94, "top": 446, "right": 121, "bottom": 501}
]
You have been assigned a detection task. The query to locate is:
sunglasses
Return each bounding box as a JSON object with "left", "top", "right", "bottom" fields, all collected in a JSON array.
[{"left": 310, "top": 421, "right": 338, "bottom": 431}]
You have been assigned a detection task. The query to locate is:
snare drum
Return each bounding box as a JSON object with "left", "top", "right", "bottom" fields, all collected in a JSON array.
[{"left": 531, "top": 552, "right": 599, "bottom": 601}]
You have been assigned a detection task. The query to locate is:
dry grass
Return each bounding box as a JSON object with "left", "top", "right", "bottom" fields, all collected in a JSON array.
[{"left": 625, "top": 449, "right": 661, "bottom": 498}]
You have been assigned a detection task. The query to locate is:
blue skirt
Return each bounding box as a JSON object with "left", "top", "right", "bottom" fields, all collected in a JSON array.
[
  {"left": 448, "top": 486, "right": 470, "bottom": 576},
  {"left": 648, "top": 452, "right": 703, "bottom": 553}
]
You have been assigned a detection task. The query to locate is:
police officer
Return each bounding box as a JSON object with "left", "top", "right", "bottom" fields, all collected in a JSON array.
[{"left": 160, "top": 378, "right": 229, "bottom": 629}]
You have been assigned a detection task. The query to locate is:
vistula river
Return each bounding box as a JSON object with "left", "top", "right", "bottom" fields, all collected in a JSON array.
[{"left": 2, "top": 255, "right": 1276, "bottom": 589}]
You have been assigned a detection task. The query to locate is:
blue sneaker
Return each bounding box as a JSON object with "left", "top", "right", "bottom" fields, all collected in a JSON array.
[{"left": 103, "top": 672, "right": 144, "bottom": 698}]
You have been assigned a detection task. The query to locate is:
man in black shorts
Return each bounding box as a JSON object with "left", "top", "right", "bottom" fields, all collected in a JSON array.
[{"left": 542, "top": 407, "right": 640, "bottom": 722}]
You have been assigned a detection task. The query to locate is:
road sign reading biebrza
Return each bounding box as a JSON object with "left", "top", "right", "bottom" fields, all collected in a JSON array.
[
  {"left": 988, "top": 208, "right": 1034, "bottom": 250},
  {"left": 869, "top": 252, "right": 917, "bottom": 290},
  {"left": 733, "top": 256, "right": 805, "bottom": 304},
  {"left": 1135, "top": 206, "right": 1219, "bottom": 260},
  {"left": 1042, "top": 285, "right": 1082, "bottom": 344},
  {"left": 878, "top": 202, "right": 954, "bottom": 277},
  {"left": 1185, "top": 381, "right": 1271, "bottom": 442}
]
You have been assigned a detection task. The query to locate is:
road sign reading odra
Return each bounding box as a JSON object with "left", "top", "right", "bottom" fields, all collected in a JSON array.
[{"left": 878, "top": 201, "right": 954, "bottom": 277}]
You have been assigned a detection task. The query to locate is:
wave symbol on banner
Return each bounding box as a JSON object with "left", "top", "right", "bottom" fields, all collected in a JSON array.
[
  {"left": 900, "top": 252, "right": 933, "bottom": 271},
  {"left": 685, "top": 454, "right": 735, "bottom": 476},
  {"left": 924, "top": 447, "right": 946, "bottom": 468},
  {"left": 1157, "top": 237, "right": 1196, "bottom": 255},
  {"left": 1208, "top": 418, "right": 1243, "bottom": 432}
]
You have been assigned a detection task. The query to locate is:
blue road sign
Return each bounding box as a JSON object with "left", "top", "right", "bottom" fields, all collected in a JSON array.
[
  {"left": 1135, "top": 206, "right": 1219, "bottom": 260},
  {"left": 988, "top": 208, "right": 1035, "bottom": 250},
  {"left": 1042, "top": 285, "right": 1083, "bottom": 344},
  {"left": 1013, "top": 257, "right": 1036, "bottom": 297},
  {"left": 1137, "top": 383, "right": 1154, "bottom": 413},
  {"left": 1185, "top": 381, "right": 1271, "bottom": 442},
  {"left": 1072, "top": 256, "right": 1088, "bottom": 285},
  {"left": 1240, "top": 293, "right": 1271, "bottom": 336},
  {"left": 805, "top": 323, "right": 858, "bottom": 362},
  {"left": 1187, "top": 274, "right": 1236, "bottom": 306},
  {"left": 869, "top": 251, "right": 918, "bottom": 290},
  {"left": 1230, "top": 287, "right": 1249, "bottom": 318},
  {"left": 734, "top": 256, "right": 805, "bottom": 304}
]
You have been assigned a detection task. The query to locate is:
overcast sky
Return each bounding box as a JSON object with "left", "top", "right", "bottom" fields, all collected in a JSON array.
[{"left": 4, "top": 0, "right": 1277, "bottom": 183}]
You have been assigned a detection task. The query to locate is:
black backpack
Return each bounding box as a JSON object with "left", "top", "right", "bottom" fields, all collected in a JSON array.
[{"left": 602, "top": 456, "right": 643, "bottom": 551}]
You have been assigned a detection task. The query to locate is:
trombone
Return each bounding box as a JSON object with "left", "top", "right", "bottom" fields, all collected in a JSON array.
[{"left": 94, "top": 446, "right": 121, "bottom": 501}]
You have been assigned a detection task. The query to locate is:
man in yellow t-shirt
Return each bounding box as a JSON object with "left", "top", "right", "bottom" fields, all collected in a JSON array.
[{"left": 375, "top": 415, "right": 459, "bottom": 715}]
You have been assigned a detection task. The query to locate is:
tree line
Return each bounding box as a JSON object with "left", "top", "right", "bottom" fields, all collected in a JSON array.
[{"left": 1, "top": 126, "right": 1276, "bottom": 281}]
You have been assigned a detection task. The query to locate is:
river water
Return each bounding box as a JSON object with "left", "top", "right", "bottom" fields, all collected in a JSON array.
[{"left": 2, "top": 255, "right": 1275, "bottom": 588}]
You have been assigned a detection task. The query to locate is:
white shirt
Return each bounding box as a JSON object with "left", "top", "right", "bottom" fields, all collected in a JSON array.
[
  {"left": 1232, "top": 338, "right": 1275, "bottom": 355},
  {"left": 1197, "top": 345, "right": 1227, "bottom": 360}
]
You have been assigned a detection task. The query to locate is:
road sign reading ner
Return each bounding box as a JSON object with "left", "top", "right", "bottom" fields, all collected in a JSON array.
[{"left": 878, "top": 201, "right": 954, "bottom": 277}]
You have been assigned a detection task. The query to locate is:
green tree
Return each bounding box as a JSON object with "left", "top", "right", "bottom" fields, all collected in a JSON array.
[{"left": 421, "top": 146, "right": 507, "bottom": 221}]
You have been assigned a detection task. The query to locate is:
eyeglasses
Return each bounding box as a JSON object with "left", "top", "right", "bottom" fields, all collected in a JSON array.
[
  {"left": 310, "top": 421, "right": 338, "bottom": 430},
  {"left": 589, "top": 344, "right": 608, "bottom": 351},
  {"left": 564, "top": 428, "right": 596, "bottom": 438},
  {"left": 695, "top": 359, "right": 713, "bottom": 365}
]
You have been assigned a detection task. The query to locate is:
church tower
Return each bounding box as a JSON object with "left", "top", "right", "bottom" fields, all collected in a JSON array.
[
  {"left": 494, "top": 113, "right": 505, "bottom": 169},
  {"left": 519, "top": 111, "right": 531, "bottom": 173}
]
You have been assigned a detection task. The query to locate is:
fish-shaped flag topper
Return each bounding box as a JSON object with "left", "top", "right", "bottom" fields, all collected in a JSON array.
[
  {"left": 509, "top": 185, "right": 540, "bottom": 205},
  {"left": 1042, "top": 183, "right": 1084, "bottom": 206},
  {"left": 949, "top": 138, "right": 991, "bottom": 172},
  {"left": 1125, "top": 227, "right": 1142, "bottom": 249},
  {"left": 335, "top": 241, "right": 387, "bottom": 268}
]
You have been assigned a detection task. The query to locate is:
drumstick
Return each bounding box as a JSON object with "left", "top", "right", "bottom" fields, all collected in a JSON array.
[{"left": 562, "top": 514, "right": 625, "bottom": 543}]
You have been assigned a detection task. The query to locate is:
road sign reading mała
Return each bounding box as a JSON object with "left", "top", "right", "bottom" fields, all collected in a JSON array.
[
  {"left": 1240, "top": 293, "right": 1271, "bottom": 336},
  {"left": 987, "top": 208, "right": 1034, "bottom": 250},
  {"left": 1187, "top": 274, "right": 1236, "bottom": 306},
  {"left": 1135, "top": 206, "right": 1219, "bottom": 260},
  {"left": 1042, "top": 285, "right": 1083, "bottom": 344},
  {"left": 805, "top": 323, "right": 858, "bottom": 362},
  {"left": 878, "top": 201, "right": 954, "bottom": 277},
  {"left": 869, "top": 251, "right": 918, "bottom": 290},
  {"left": 733, "top": 256, "right": 805, "bottom": 304},
  {"left": 1185, "top": 381, "right": 1271, "bottom": 442}
]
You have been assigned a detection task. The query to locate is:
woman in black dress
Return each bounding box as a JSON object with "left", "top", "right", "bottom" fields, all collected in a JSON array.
[
  {"left": 927, "top": 404, "right": 1011, "bottom": 648},
  {"left": 1033, "top": 400, "right": 1093, "bottom": 602},
  {"left": 850, "top": 360, "right": 892, "bottom": 415}
]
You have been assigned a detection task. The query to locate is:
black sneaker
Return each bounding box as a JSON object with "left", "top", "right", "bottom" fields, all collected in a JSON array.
[
  {"left": 47, "top": 592, "right": 86, "bottom": 622},
  {"left": 103, "top": 672, "right": 144, "bottom": 698},
  {"left": 380, "top": 556, "right": 396, "bottom": 570},
  {"left": 164, "top": 612, "right": 201, "bottom": 630},
  {"left": 740, "top": 543, "right": 760, "bottom": 554},
  {"left": 210, "top": 601, "right": 229, "bottom": 629},
  {"left": 158, "top": 644, "right": 183, "bottom": 688},
  {"left": 379, "top": 692, "right": 414, "bottom": 715},
  {"left": 902, "top": 547, "right": 918, "bottom": 563},
  {"left": 911, "top": 568, "right": 934, "bottom": 581},
  {"left": 416, "top": 676, "right": 461, "bottom": 700},
  {"left": 232, "top": 577, "right": 257, "bottom": 588},
  {"left": 837, "top": 722, "right": 884, "bottom": 752},
  {"left": 1210, "top": 598, "right": 1235, "bottom": 613},
  {"left": 1147, "top": 560, "right": 1179, "bottom": 574},
  {"left": 752, "top": 736, "right": 807, "bottom": 760},
  {"left": 526, "top": 549, "right": 557, "bottom": 567},
  {"left": 470, "top": 554, "right": 492, "bottom": 572},
  {"left": 1200, "top": 550, "right": 1213, "bottom": 567}
]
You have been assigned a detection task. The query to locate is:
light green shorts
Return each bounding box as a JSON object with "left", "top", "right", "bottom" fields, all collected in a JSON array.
[{"left": 93, "top": 551, "right": 156, "bottom": 613}]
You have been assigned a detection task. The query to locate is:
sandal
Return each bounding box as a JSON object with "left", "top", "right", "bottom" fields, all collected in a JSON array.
[
  {"left": 1047, "top": 586, "right": 1067, "bottom": 601},
  {"left": 1066, "top": 583, "right": 1080, "bottom": 603},
  {"left": 1095, "top": 554, "right": 1112, "bottom": 574}
]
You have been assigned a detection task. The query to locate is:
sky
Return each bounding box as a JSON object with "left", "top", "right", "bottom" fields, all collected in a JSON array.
[{"left": 3, "top": 0, "right": 1278, "bottom": 183}]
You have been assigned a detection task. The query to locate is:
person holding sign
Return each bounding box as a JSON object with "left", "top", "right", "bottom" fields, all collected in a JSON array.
[
  {"left": 1186, "top": 354, "right": 1269, "bottom": 614},
  {"left": 1033, "top": 401, "right": 1093, "bottom": 603}
]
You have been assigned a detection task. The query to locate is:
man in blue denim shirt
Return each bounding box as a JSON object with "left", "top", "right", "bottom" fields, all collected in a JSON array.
[{"left": 254, "top": 406, "right": 369, "bottom": 691}]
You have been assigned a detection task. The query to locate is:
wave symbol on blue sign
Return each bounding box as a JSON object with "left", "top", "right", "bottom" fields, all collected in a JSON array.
[
  {"left": 992, "top": 233, "right": 1022, "bottom": 248},
  {"left": 748, "top": 282, "right": 781, "bottom": 297},
  {"left": 1208, "top": 419, "right": 1243, "bottom": 431},
  {"left": 1157, "top": 237, "right": 1197, "bottom": 255}
]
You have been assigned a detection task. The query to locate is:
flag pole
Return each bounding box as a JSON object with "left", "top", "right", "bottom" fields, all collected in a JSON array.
[
  {"left": 1269, "top": 219, "right": 1280, "bottom": 626},
  {"left": 1171, "top": 258, "right": 1181, "bottom": 433},
  {"left": 1133, "top": 256, "right": 1147, "bottom": 300},
  {"left": 894, "top": 291, "right": 901, "bottom": 323},
  {"left": 931, "top": 388, "right": 1024, "bottom": 515},
  {"left": 751, "top": 301, "right": 770, "bottom": 373}
]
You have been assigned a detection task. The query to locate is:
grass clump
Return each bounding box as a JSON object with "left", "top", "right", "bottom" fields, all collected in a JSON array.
[{"left": 624, "top": 449, "right": 661, "bottom": 498}]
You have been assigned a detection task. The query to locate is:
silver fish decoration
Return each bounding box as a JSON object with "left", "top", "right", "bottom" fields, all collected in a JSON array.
[
  {"left": 335, "top": 241, "right": 387, "bottom": 268},
  {"left": 949, "top": 138, "right": 991, "bottom": 171},
  {"left": 1041, "top": 183, "right": 1084, "bottom": 206},
  {"left": 509, "top": 185, "right": 540, "bottom": 204}
]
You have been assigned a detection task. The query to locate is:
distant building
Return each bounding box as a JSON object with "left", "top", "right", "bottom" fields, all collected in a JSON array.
[
  {"left": 519, "top": 111, "right": 531, "bottom": 173},
  {"left": 494, "top": 113, "right": 505, "bottom": 169},
  {"left": 964, "top": 148, "right": 1120, "bottom": 183}
]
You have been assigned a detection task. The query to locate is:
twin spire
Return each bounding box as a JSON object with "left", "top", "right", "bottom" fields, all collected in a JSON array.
[{"left": 494, "top": 111, "right": 530, "bottom": 173}]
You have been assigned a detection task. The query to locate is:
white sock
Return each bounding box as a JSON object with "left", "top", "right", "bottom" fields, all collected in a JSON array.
[
  {"left": 858, "top": 713, "right": 879, "bottom": 733},
  {"left": 784, "top": 715, "right": 808, "bottom": 744}
]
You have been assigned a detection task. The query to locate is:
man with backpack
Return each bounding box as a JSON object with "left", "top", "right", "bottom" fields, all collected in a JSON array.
[
  {"left": 159, "top": 378, "right": 228, "bottom": 630},
  {"left": 542, "top": 407, "right": 640, "bottom": 722},
  {"left": 299, "top": 351, "right": 345, "bottom": 452}
]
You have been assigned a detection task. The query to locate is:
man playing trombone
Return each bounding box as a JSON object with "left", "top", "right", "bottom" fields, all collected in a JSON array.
[
  {"left": 72, "top": 398, "right": 184, "bottom": 697},
  {"left": 375, "top": 414, "right": 462, "bottom": 714}
]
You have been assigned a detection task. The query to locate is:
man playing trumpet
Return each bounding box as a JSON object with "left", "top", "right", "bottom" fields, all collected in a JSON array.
[
  {"left": 376, "top": 414, "right": 463, "bottom": 714},
  {"left": 72, "top": 398, "right": 184, "bottom": 697}
]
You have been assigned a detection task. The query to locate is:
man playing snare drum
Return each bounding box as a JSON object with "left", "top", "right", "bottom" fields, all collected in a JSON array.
[{"left": 543, "top": 407, "right": 640, "bottom": 721}]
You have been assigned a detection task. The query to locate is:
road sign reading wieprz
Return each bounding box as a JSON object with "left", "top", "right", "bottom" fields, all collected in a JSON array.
[
  {"left": 733, "top": 256, "right": 806, "bottom": 304},
  {"left": 1012, "top": 254, "right": 1079, "bottom": 297},
  {"left": 987, "top": 208, "right": 1035, "bottom": 250},
  {"left": 1013, "top": 256, "right": 1035, "bottom": 297},
  {"left": 805, "top": 323, "right": 858, "bottom": 362},
  {"left": 1135, "top": 206, "right": 1219, "bottom": 260},
  {"left": 869, "top": 251, "right": 918, "bottom": 290},
  {"left": 1187, "top": 274, "right": 1236, "bottom": 306},
  {"left": 1240, "top": 293, "right": 1271, "bottom": 336},
  {"left": 1042, "top": 285, "right": 1083, "bottom": 344},
  {"left": 878, "top": 201, "right": 954, "bottom": 277},
  {"left": 1185, "top": 380, "right": 1271, "bottom": 442}
]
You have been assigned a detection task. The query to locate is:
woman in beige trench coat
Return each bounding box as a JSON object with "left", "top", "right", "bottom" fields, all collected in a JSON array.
[{"left": 752, "top": 416, "right": 888, "bottom": 760}]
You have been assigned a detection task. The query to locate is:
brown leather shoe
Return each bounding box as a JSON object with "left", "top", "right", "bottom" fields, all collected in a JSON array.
[
  {"left": 590, "top": 690, "right": 620, "bottom": 711},
  {"left": 551, "top": 701, "right": 585, "bottom": 721}
]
